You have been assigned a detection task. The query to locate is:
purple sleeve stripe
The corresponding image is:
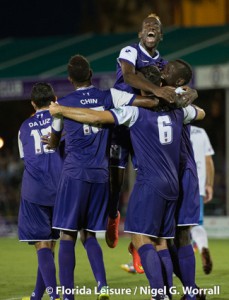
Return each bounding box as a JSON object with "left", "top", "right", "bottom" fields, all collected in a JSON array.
[
  {"left": 109, "top": 110, "right": 119, "bottom": 125},
  {"left": 128, "top": 94, "right": 136, "bottom": 106}
]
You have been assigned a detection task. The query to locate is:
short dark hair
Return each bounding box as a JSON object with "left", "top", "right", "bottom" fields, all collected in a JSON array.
[
  {"left": 68, "top": 54, "right": 91, "bottom": 83},
  {"left": 31, "top": 82, "right": 55, "bottom": 108},
  {"left": 139, "top": 65, "right": 161, "bottom": 86},
  {"left": 175, "top": 59, "right": 193, "bottom": 85}
]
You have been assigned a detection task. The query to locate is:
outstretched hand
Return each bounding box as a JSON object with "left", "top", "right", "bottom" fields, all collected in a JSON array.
[{"left": 49, "top": 101, "right": 62, "bottom": 116}]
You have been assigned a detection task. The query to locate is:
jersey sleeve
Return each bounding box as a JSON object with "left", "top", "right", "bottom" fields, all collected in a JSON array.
[
  {"left": 182, "top": 105, "right": 197, "bottom": 124},
  {"left": 202, "top": 129, "right": 215, "bottom": 156},
  {"left": 117, "top": 46, "right": 138, "bottom": 67},
  {"left": 110, "top": 106, "right": 139, "bottom": 127},
  {"left": 110, "top": 88, "right": 136, "bottom": 108},
  {"left": 51, "top": 116, "right": 63, "bottom": 135},
  {"left": 18, "top": 130, "right": 24, "bottom": 159}
]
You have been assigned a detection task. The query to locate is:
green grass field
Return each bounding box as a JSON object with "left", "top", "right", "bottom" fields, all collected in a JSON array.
[{"left": 0, "top": 237, "right": 228, "bottom": 300}]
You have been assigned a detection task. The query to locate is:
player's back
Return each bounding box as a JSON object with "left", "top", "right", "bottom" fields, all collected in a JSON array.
[
  {"left": 18, "top": 109, "right": 64, "bottom": 206},
  {"left": 130, "top": 107, "right": 184, "bottom": 200},
  {"left": 58, "top": 86, "right": 116, "bottom": 183}
]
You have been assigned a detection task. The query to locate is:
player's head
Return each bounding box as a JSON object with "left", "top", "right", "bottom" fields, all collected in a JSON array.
[
  {"left": 138, "top": 13, "right": 163, "bottom": 50},
  {"left": 31, "top": 82, "right": 56, "bottom": 109},
  {"left": 161, "top": 59, "right": 193, "bottom": 87},
  {"left": 139, "top": 65, "right": 161, "bottom": 86},
  {"left": 68, "top": 54, "right": 92, "bottom": 85}
]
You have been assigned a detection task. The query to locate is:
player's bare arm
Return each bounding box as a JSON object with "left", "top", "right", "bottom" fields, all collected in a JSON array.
[
  {"left": 192, "top": 104, "right": 205, "bottom": 120},
  {"left": 49, "top": 102, "right": 115, "bottom": 125},
  {"left": 121, "top": 60, "right": 176, "bottom": 103},
  {"left": 132, "top": 94, "right": 159, "bottom": 108},
  {"left": 204, "top": 155, "right": 215, "bottom": 203}
]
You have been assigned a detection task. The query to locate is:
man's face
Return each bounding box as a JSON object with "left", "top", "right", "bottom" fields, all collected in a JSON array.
[
  {"left": 139, "top": 17, "right": 162, "bottom": 50},
  {"left": 161, "top": 62, "right": 180, "bottom": 87}
]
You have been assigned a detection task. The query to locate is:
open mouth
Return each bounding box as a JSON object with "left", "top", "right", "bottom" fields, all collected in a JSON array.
[{"left": 146, "top": 31, "right": 156, "bottom": 42}]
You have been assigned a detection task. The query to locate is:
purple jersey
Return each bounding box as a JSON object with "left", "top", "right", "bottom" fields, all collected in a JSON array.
[
  {"left": 180, "top": 124, "right": 198, "bottom": 174},
  {"left": 111, "top": 105, "right": 197, "bottom": 200},
  {"left": 53, "top": 85, "right": 135, "bottom": 183},
  {"left": 18, "top": 109, "right": 64, "bottom": 206},
  {"left": 111, "top": 43, "right": 168, "bottom": 169},
  {"left": 114, "top": 43, "right": 168, "bottom": 94}
]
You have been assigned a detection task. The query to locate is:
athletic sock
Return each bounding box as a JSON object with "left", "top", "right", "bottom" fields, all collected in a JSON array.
[
  {"left": 84, "top": 237, "right": 107, "bottom": 290},
  {"left": 157, "top": 249, "right": 173, "bottom": 298},
  {"left": 31, "top": 267, "right": 45, "bottom": 300},
  {"left": 59, "top": 240, "right": 75, "bottom": 300},
  {"left": 37, "top": 248, "right": 59, "bottom": 299},
  {"left": 191, "top": 225, "right": 208, "bottom": 252},
  {"left": 168, "top": 244, "right": 182, "bottom": 280},
  {"left": 138, "top": 244, "right": 164, "bottom": 294},
  {"left": 177, "top": 245, "right": 196, "bottom": 299}
]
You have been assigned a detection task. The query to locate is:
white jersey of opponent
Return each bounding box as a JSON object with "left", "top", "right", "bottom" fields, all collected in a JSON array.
[{"left": 190, "top": 126, "right": 215, "bottom": 196}]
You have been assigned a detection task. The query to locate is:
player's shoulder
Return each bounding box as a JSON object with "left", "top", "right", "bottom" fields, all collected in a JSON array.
[
  {"left": 120, "top": 43, "right": 138, "bottom": 54},
  {"left": 20, "top": 113, "right": 36, "bottom": 129}
]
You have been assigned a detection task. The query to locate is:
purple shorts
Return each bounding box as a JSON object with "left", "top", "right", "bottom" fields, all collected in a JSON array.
[
  {"left": 176, "top": 168, "right": 200, "bottom": 226},
  {"left": 52, "top": 174, "right": 109, "bottom": 232},
  {"left": 18, "top": 198, "right": 59, "bottom": 242},
  {"left": 124, "top": 181, "right": 177, "bottom": 238}
]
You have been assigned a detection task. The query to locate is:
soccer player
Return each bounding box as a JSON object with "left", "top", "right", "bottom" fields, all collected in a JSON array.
[
  {"left": 49, "top": 77, "right": 204, "bottom": 300},
  {"left": 120, "top": 61, "right": 205, "bottom": 300},
  {"left": 106, "top": 12, "right": 198, "bottom": 249},
  {"left": 49, "top": 54, "right": 162, "bottom": 300},
  {"left": 160, "top": 68, "right": 205, "bottom": 300},
  {"left": 18, "top": 83, "right": 64, "bottom": 300},
  {"left": 190, "top": 126, "right": 215, "bottom": 274}
]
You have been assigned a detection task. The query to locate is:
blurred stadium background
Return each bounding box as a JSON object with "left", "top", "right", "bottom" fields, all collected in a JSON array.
[{"left": 0, "top": 0, "right": 229, "bottom": 239}]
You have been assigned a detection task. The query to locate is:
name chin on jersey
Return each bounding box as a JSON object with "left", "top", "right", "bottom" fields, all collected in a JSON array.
[{"left": 80, "top": 99, "right": 98, "bottom": 105}]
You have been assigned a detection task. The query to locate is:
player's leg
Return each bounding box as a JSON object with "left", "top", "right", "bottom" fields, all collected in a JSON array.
[
  {"left": 52, "top": 175, "right": 87, "bottom": 300},
  {"left": 125, "top": 184, "right": 169, "bottom": 297},
  {"left": 34, "top": 241, "right": 60, "bottom": 300},
  {"left": 132, "top": 234, "right": 167, "bottom": 300},
  {"left": 58, "top": 230, "right": 77, "bottom": 300},
  {"left": 171, "top": 168, "right": 201, "bottom": 299},
  {"left": 106, "top": 166, "right": 123, "bottom": 248},
  {"left": 191, "top": 196, "right": 212, "bottom": 274},
  {"left": 156, "top": 238, "right": 173, "bottom": 299},
  {"left": 174, "top": 226, "right": 197, "bottom": 300},
  {"left": 84, "top": 181, "right": 110, "bottom": 299},
  {"left": 18, "top": 199, "right": 60, "bottom": 300},
  {"left": 29, "top": 241, "right": 57, "bottom": 300},
  {"left": 81, "top": 230, "right": 108, "bottom": 296},
  {"left": 27, "top": 266, "right": 45, "bottom": 300},
  {"left": 155, "top": 199, "right": 179, "bottom": 299},
  {"left": 107, "top": 126, "right": 132, "bottom": 248}
]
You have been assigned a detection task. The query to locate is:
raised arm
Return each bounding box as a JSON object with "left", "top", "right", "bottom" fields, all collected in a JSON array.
[
  {"left": 121, "top": 60, "right": 176, "bottom": 103},
  {"left": 49, "top": 102, "right": 115, "bottom": 126}
]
